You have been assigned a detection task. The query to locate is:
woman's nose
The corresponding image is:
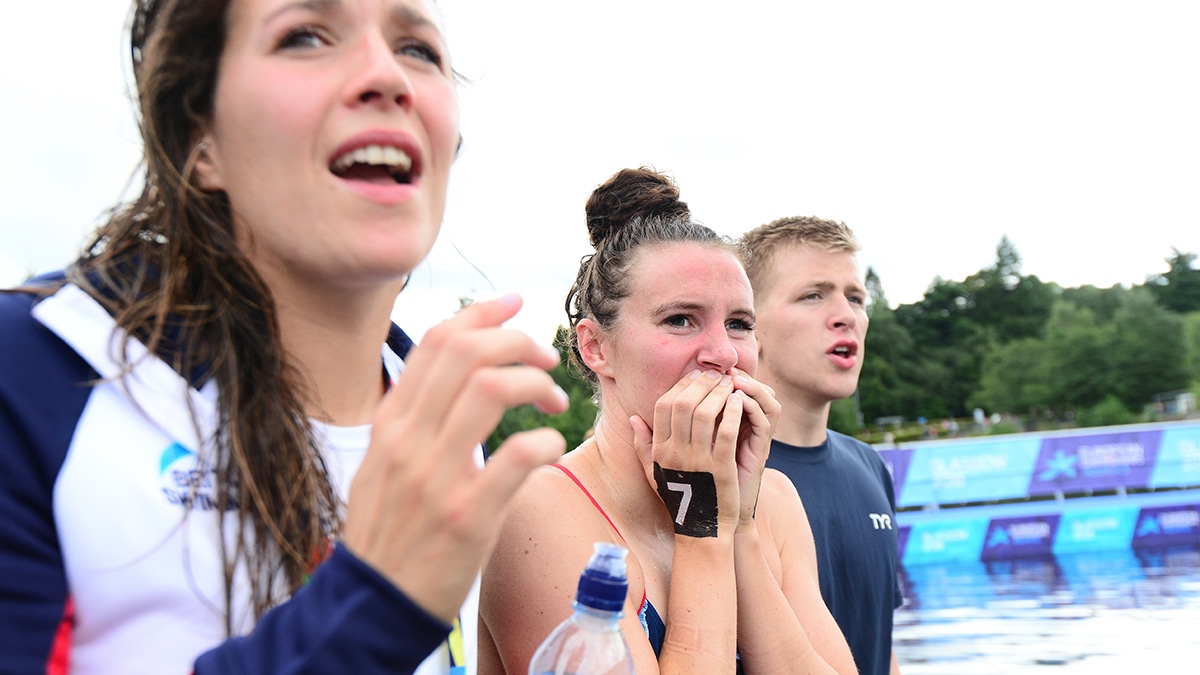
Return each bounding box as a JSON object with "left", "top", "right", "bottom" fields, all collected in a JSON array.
[
  {"left": 698, "top": 329, "right": 739, "bottom": 372},
  {"left": 346, "top": 34, "right": 414, "bottom": 110}
]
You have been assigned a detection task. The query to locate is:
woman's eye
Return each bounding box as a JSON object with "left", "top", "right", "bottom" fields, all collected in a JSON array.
[
  {"left": 278, "top": 26, "right": 328, "bottom": 50},
  {"left": 664, "top": 314, "right": 692, "bottom": 329},
  {"left": 396, "top": 39, "right": 442, "bottom": 67},
  {"left": 727, "top": 319, "right": 754, "bottom": 332}
]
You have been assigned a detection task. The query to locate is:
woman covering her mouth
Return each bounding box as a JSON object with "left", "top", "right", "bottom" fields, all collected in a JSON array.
[{"left": 477, "top": 167, "right": 858, "bottom": 674}]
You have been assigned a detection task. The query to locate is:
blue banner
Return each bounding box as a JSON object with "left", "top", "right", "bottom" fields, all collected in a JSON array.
[
  {"left": 1151, "top": 425, "right": 1200, "bottom": 488},
  {"left": 888, "top": 438, "right": 1041, "bottom": 508},
  {"left": 1133, "top": 504, "right": 1200, "bottom": 547},
  {"left": 879, "top": 421, "right": 1200, "bottom": 508},
  {"left": 901, "top": 517, "right": 991, "bottom": 565},
  {"left": 1052, "top": 505, "right": 1140, "bottom": 555}
]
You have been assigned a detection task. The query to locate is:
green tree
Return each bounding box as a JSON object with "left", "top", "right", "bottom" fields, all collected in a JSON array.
[
  {"left": 892, "top": 277, "right": 984, "bottom": 417},
  {"left": 1040, "top": 301, "right": 1114, "bottom": 411},
  {"left": 1147, "top": 248, "right": 1200, "bottom": 314},
  {"left": 865, "top": 266, "right": 889, "bottom": 314},
  {"left": 1075, "top": 395, "right": 1135, "bottom": 428},
  {"left": 1107, "top": 288, "right": 1189, "bottom": 408},
  {"left": 962, "top": 236, "right": 1056, "bottom": 343},
  {"left": 859, "top": 267, "right": 946, "bottom": 422},
  {"left": 970, "top": 337, "right": 1050, "bottom": 416},
  {"left": 895, "top": 277, "right": 973, "bottom": 349},
  {"left": 487, "top": 327, "right": 598, "bottom": 454},
  {"left": 1183, "top": 311, "right": 1200, "bottom": 384},
  {"left": 828, "top": 398, "right": 860, "bottom": 436},
  {"left": 1060, "top": 284, "right": 1125, "bottom": 323},
  {"left": 893, "top": 238, "right": 1062, "bottom": 418}
]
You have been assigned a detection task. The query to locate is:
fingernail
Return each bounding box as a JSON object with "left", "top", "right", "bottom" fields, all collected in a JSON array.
[
  {"left": 500, "top": 293, "right": 521, "bottom": 306},
  {"left": 704, "top": 370, "right": 722, "bottom": 380},
  {"left": 734, "top": 375, "right": 749, "bottom": 387},
  {"left": 721, "top": 374, "right": 733, "bottom": 386},
  {"left": 542, "top": 344, "right": 561, "bottom": 361},
  {"left": 554, "top": 385, "right": 569, "bottom": 406},
  {"left": 689, "top": 370, "right": 702, "bottom": 380}
]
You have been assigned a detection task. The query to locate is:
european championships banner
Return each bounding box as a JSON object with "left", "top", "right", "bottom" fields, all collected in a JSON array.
[{"left": 878, "top": 422, "right": 1200, "bottom": 564}]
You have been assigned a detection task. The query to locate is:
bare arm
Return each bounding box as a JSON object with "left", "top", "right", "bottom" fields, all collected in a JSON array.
[
  {"left": 632, "top": 369, "right": 749, "bottom": 672},
  {"left": 733, "top": 471, "right": 857, "bottom": 674},
  {"left": 713, "top": 371, "right": 855, "bottom": 673}
]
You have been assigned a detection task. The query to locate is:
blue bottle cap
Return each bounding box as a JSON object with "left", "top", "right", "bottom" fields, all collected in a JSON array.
[{"left": 575, "top": 542, "right": 629, "bottom": 613}]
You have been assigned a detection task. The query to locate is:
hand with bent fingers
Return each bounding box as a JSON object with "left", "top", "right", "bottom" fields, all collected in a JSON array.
[
  {"left": 729, "top": 368, "right": 781, "bottom": 530},
  {"left": 342, "top": 295, "right": 568, "bottom": 623},
  {"left": 631, "top": 369, "right": 744, "bottom": 538}
]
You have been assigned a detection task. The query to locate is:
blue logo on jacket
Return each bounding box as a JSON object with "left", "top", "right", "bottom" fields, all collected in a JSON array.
[{"left": 158, "top": 443, "right": 234, "bottom": 511}]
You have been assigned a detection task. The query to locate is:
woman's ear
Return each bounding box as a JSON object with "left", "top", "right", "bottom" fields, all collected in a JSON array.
[
  {"left": 192, "top": 131, "right": 224, "bottom": 192},
  {"left": 576, "top": 318, "right": 613, "bottom": 378}
]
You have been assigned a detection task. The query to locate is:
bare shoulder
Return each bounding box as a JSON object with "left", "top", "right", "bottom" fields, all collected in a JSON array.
[
  {"left": 480, "top": 462, "right": 627, "bottom": 674},
  {"left": 486, "top": 463, "right": 608, "bottom": 582},
  {"left": 756, "top": 468, "right": 818, "bottom": 564},
  {"left": 758, "top": 467, "right": 808, "bottom": 522}
]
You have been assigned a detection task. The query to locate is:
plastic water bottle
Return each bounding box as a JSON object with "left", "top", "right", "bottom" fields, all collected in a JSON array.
[{"left": 528, "top": 542, "right": 636, "bottom": 675}]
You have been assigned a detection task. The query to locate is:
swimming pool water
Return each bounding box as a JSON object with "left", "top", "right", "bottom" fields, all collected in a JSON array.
[{"left": 894, "top": 545, "right": 1200, "bottom": 672}]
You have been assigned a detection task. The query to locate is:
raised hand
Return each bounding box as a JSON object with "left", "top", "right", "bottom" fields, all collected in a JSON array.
[
  {"left": 729, "top": 368, "right": 781, "bottom": 529},
  {"left": 630, "top": 369, "right": 744, "bottom": 538},
  {"left": 342, "top": 294, "right": 569, "bottom": 622}
]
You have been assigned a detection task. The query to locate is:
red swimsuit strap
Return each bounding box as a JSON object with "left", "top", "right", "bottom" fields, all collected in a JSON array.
[
  {"left": 550, "top": 463, "right": 628, "bottom": 545},
  {"left": 549, "top": 463, "right": 650, "bottom": 611}
]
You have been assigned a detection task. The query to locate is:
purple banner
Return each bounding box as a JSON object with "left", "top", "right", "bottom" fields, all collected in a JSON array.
[
  {"left": 1132, "top": 503, "right": 1200, "bottom": 548},
  {"left": 980, "top": 515, "right": 1060, "bottom": 560},
  {"left": 877, "top": 448, "right": 912, "bottom": 500},
  {"left": 1029, "top": 429, "right": 1162, "bottom": 497},
  {"left": 897, "top": 525, "right": 912, "bottom": 560}
]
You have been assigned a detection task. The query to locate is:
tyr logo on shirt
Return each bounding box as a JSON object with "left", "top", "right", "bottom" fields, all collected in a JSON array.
[{"left": 869, "top": 513, "right": 893, "bottom": 530}]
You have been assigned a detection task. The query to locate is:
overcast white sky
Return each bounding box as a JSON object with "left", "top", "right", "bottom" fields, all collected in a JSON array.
[{"left": 2, "top": 1, "right": 1198, "bottom": 344}]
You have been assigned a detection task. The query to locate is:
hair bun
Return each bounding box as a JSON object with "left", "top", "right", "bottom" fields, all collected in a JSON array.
[{"left": 584, "top": 167, "right": 690, "bottom": 248}]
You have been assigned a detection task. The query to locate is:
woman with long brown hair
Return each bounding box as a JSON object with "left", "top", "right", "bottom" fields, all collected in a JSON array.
[{"left": 0, "top": 0, "right": 567, "bottom": 673}]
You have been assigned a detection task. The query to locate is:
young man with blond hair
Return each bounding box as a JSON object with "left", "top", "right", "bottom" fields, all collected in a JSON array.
[{"left": 741, "top": 216, "right": 903, "bottom": 675}]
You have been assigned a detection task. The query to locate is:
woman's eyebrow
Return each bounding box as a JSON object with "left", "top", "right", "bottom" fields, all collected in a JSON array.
[
  {"left": 265, "top": 0, "right": 341, "bottom": 25},
  {"left": 389, "top": 2, "right": 441, "bottom": 35},
  {"left": 653, "top": 300, "right": 705, "bottom": 315}
]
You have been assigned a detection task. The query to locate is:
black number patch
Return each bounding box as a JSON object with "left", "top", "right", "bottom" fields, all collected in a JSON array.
[{"left": 653, "top": 463, "right": 719, "bottom": 538}]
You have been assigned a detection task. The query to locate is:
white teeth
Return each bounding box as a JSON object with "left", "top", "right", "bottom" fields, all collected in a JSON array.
[{"left": 331, "top": 144, "right": 413, "bottom": 173}]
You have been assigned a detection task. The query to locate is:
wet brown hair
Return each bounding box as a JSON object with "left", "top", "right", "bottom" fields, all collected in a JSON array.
[
  {"left": 69, "top": 0, "right": 337, "bottom": 628},
  {"left": 564, "top": 167, "right": 738, "bottom": 389}
]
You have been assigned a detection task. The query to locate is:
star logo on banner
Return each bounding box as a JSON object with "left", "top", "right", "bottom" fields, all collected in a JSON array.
[
  {"left": 1136, "top": 516, "right": 1161, "bottom": 537},
  {"left": 1038, "top": 450, "right": 1078, "bottom": 481},
  {"left": 986, "top": 528, "right": 1012, "bottom": 548}
]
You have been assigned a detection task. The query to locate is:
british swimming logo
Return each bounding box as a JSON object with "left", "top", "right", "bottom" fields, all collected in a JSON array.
[{"left": 158, "top": 442, "right": 234, "bottom": 511}]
